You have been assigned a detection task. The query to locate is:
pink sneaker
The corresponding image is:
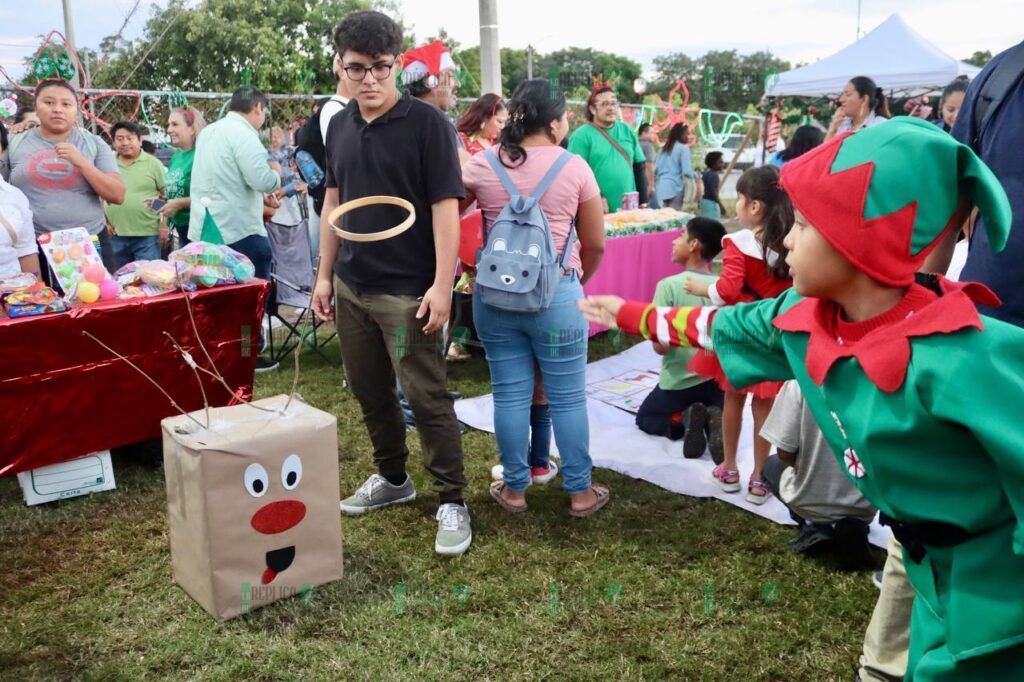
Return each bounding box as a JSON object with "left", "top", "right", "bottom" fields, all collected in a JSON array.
[
  {"left": 712, "top": 464, "right": 741, "bottom": 493},
  {"left": 531, "top": 460, "right": 558, "bottom": 485},
  {"left": 746, "top": 478, "right": 771, "bottom": 505}
]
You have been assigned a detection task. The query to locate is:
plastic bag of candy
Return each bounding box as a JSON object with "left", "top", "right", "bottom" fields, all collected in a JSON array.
[
  {"left": 115, "top": 260, "right": 195, "bottom": 294},
  {"left": 169, "top": 242, "right": 256, "bottom": 288}
]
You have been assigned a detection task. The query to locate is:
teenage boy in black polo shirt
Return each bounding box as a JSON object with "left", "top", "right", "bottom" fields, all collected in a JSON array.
[{"left": 311, "top": 10, "right": 471, "bottom": 557}]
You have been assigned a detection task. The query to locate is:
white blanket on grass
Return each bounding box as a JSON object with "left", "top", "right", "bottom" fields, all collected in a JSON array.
[{"left": 455, "top": 343, "right": 891, "bottom": 548}]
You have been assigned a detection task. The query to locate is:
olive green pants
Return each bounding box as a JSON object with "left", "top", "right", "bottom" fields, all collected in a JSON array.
[{"left": 334, "top": 276, "right": 466, "bottom": 502}]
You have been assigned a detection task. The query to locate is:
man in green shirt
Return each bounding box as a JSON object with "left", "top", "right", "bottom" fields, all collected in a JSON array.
[
  {"left": 187, "top": 87, "right": 281, "bottom": 271},
  {"left": 568, "top": 86, "right": 646, "bottom": 212},
  {"left": 105, "top": 121, "right": 165, "bottom": 268},
  {"left": 635, "top": 217, "right": 726, "bottom": 460}
]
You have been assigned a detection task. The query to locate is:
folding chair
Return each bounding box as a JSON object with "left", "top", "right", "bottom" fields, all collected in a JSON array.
[{"left": 264, "top": 208, "right": 339, "bottom": 365}]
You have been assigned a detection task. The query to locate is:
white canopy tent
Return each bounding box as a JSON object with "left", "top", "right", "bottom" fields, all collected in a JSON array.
[{"left": 765, "top": 13, "right": 981, "bottom": 98}]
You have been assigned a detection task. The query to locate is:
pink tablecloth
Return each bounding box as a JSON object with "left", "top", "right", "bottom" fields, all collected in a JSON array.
[{"left": 583, "top": 229, "right": 684, "bottom": 335}]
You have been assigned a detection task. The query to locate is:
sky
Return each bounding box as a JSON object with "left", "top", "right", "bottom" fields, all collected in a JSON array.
[{"left": 2, "top": 0, "right": 1021, "bottom": 83}]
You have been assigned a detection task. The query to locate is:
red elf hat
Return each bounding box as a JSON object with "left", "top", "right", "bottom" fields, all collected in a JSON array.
[{"left": 779, "top": 117, "right": 1011, "bottom": 286}]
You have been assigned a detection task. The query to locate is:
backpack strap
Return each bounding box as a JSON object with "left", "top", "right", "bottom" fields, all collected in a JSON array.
[
  {"left": 532, "top": 151, "right": 577, "bottom": 270},
  {"left": 529, "top": 150, "right": 573, "bottom": 202},
  {"left": 482, "top": 147, "right": 524, "bottom": 199},
  {"left": 558, "top": 219, "right": 578, "bottom": 272},
  {"left": 972, "top": 41, "right": 1024, "bottom": 149},
  {"left": 482, "top": 148, "right": 578, "bottom": 271}
]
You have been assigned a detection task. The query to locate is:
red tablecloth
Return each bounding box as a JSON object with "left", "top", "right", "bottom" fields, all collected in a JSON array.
[
  {"left": 0, "top": 282, "right": 269, "bottom": 477},
  {"left": 583, "top": 229, "right": 684, "bottom": 334}
]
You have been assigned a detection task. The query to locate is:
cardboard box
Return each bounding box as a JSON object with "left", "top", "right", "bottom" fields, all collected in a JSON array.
[
  {"left": 161, "top": 395, "right": 343, "bottom": 620},
  {"left": 17, "top": 451, "right": 116, "bottom": 506}
]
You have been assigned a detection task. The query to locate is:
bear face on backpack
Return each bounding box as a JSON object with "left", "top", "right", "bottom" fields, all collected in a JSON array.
[{"left": 474, "top": 148, "right": 576, "bottom": 313}]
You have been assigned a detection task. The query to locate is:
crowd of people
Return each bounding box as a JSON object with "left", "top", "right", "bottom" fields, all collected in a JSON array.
[{"left": 2, "top": 9, "right": 1022, "bottom": 678}]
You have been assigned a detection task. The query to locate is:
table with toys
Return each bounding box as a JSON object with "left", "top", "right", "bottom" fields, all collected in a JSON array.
[{"left": 0, "top": 229, "right": 269, "bottom": 477}]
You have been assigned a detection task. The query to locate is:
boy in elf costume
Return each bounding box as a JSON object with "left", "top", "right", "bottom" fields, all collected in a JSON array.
[{"left": 580, "top": 117, "right": 1023, "bottom": 680}]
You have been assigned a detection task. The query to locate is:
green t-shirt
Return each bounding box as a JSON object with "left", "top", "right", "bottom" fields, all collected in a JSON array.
[
  {"left": 104, "top": 151, "right": 165, "bottom": 237},
  {"left": 568, "top": 120, "right": 646, "bottom": 212},
  {"left": 164, "top": 148, "right": 194, "bottom": 229},
  {"left": 653, "top": 270, "right": 717, "bottom": 390}
]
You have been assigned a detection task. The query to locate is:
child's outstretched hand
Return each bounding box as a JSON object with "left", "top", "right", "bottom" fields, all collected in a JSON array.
[
  {"left": 684, "top": 276, "right": 710, "bottom": 297},
  {"left": 579, "top": 295, "right": 625, "bottom": 327}
]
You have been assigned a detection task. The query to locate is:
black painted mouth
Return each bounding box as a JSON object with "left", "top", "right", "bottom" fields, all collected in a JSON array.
[{"left": 266, "top": 546, "right": 295, "bottom": 574}]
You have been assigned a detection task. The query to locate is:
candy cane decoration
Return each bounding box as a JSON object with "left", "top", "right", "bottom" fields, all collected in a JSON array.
[{"left": 764, "top": 108, "right": 783, "bottom": 153}]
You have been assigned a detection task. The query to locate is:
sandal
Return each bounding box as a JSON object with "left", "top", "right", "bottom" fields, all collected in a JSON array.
[
  {"left": 489, "top": 481, "right": 527, "bottom": 513},
  {"left": 746, "top": 478, "right": 771, "bottom": 506},
  {"left": 568, "top": 484, "right": 611, "bottom": 518},
  {"left": 711, "top": 464, "right": 741, "bottom": 493}
]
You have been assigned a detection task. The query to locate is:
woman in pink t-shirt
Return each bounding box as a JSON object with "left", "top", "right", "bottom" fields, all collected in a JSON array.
[{"left": 462, "top": 79, "right": 608, "bottom": 517}]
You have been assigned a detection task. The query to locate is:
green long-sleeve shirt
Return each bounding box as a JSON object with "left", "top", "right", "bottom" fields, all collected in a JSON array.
[{"left": 187, "top": 112, "right": 280, "bottom": 244}]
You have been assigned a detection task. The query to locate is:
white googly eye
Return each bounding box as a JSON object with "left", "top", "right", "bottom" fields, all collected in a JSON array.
[
  {"left": 281, "top": 454, "right": 302, "bottom": 491},
  {"left": 526, "top": 244, "right": 541, "bottom": 258},
  {"left": 492, "top": 239, "right": 507, "bottom": 252},
  {"left": 244, "top": 463, "right": 269, "bottom": 497}
]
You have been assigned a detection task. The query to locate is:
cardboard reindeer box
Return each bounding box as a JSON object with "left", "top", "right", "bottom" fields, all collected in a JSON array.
[{"left": 161, "top": 394, "right": 343, "bottom": 620}]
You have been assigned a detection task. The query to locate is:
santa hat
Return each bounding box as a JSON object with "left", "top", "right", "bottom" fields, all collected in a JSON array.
[
  {"left": 401, "top": 40, "right": 455, "bottom": 87},
  {"left": 779, "top": 117, "right": 1011, "bottom": 287}
]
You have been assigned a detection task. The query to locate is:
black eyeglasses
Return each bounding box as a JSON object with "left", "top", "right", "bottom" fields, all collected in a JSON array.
[{"left": 343, "top": 60, "right": 396, "bottom": 82}]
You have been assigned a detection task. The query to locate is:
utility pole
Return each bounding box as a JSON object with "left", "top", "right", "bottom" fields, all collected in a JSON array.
[
  {"left": 856, "top": 0, "right": 862, "bottom": 40},
  {"left": 527, "top": 45, "right": 533, "bottom": 80},
  {"left": 478, "top": 0, "right": 502, "bottom": 95},
  {"left": 62, "top": 0, "right": 77, "bottom": 48}
]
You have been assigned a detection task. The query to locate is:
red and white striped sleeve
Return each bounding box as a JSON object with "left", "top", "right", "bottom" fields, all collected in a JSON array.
[{"left": 616, "top": 301, "right": 718, "bottom": 349}]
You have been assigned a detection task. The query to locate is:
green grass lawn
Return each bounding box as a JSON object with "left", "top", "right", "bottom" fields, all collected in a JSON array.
[{"left": 0, "top": 333, "right": 878, "bottom": 681}]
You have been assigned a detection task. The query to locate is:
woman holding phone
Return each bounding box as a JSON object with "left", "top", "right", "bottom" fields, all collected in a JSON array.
[{"left": 158, "top": 106, "right": 206, "bottom": 247}]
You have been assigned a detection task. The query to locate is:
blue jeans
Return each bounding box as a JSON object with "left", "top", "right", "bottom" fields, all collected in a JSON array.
[
  {"left": 230, "top": 233, "right": 273, "bottom": 312},
  {"left": 229, "top": 234, "right": 273, "bottom": 281},
  {"left": 473, "top": 273, "right": 591, "bottom": 494},
  {"left": 529, "top": 404, "right": 552, "bottom": 469},
  {"left": 230, "top": 234, "right": 274, "bottom": 346},
  {"left": 110, "top": 235, "right": 161, "bottom": 270}
]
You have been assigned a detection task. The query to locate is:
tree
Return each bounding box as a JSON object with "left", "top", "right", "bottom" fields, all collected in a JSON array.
[
  {"left": 80, "top": 0, "right": 389, "bottom": 93},
  {"left": 455, "top": 46, "right": 529, "bottom": 99},
  {"left": 647, "top": 48, "right": 790, "bottom": 112},
  {"left": 649, "top": 51, "right": 700, "bottom": 99},
  {"left": 537, "top": 47, "right": 642, "bottom": 102},
  {"left": 964, "top": 50, "right": 992, "bottom": 68}
]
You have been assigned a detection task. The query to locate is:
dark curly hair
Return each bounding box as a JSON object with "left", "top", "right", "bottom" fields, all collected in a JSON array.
[{"left": 332, "top": 11, "right": 403, "bottom": 59}]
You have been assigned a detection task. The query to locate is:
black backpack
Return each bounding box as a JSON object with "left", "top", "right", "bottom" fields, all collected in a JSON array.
[
  {"left": 295, "top": 96, "right": 344, "bottom": 214},
  {"left": 968, "top": 40, "right": 1024, "bottom": 150}
]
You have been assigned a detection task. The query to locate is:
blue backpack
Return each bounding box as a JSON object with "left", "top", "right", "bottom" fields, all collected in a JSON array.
[{"left": 474, "top": 148, "right": 575, "bottom": 313}]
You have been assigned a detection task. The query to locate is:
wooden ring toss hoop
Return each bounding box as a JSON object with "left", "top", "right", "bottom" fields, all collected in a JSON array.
[{"left": 328, "top": 195, "right": 416, "bottom": 242}]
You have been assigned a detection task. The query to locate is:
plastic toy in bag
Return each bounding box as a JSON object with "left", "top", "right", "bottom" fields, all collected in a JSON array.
[{"left": 169, "top": 243, "right": 256, "bottom": 288}]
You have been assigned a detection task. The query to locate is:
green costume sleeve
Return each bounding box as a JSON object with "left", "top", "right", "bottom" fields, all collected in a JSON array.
[
  {"left": 712, "top": 291, "right": 800, "bottom": 389},
  {"left": 924, "top": 321, "right": 1024, "bottom": 554}
]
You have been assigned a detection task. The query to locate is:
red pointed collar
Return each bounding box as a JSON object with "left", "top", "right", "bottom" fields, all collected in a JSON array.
[{"left": 772, "top": 277, "right": 1000, "bottom": 392}]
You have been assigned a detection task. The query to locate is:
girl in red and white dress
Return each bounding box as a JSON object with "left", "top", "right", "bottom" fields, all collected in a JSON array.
[{"left": 684, "top": 166, "right": 793, "bottom": 504}]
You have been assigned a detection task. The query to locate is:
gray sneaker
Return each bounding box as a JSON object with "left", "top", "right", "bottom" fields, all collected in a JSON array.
[
  {"left": 435, "top": 503, "right": 472, "bottom": 557},
  {"left": 340, "top": 474, "right": 416, "bottom": 516}
]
